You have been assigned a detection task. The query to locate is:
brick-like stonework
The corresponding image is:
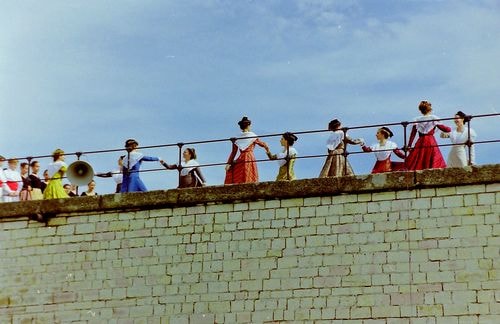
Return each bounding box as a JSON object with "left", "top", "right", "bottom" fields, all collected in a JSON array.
[{"left": 0, "top": 165, "right": 499, "bottom": 323}]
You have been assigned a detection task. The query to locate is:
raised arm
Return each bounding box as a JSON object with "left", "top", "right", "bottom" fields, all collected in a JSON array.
[
  {"left": 161, "top": 162, "right": 177, "bottom": 170},
  {"left": 266, "top": 151, "right": 277, "bottom": 160},
  {"left": 361, "top": 145, "right": 373, "bottom": 153},
  {"left": 255, "top": 138, "right": 269, "bottom": 151},
  {"left": 393, "top": 148, "right": 406, "bottom": 159},
  {"left": 408, "top": 125, "right": 417, "bottom": 148},
  {"left": 345, "top": 135, "right": 362, "bottom": 145},
  {"left": 193, "top": 167, "right": 206, "bottom": 185},
  {"left": 141, "top": 156, "right": 160, "bottom": 162},
  {"left": 226, "top": 142, "right": 238, "bottom": 164},
  {"left": 436, "top": 124, "right": 452, "bottom": 132}
]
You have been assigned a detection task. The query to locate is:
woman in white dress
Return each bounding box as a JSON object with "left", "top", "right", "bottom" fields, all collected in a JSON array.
[{"left": 441, "top": 111, "right": 477, "bottom": 167}]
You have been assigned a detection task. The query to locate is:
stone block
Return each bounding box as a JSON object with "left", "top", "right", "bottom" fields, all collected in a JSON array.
[
  {"left": 372, "top": 306, "right": 400, "bottom": 318},
  {"left": 478, "top": 193, "right": 495, "bottom": 205},
  {"left": 417, "top": 304, "right": 443, "bottom": 316}
]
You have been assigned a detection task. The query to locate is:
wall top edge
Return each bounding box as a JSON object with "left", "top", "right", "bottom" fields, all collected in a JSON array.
[{"left": 1, "top": 164, "right": 498, "bottom": 220}]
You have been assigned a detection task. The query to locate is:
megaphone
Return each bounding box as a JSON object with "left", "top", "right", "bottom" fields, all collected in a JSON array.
[{"left": 67, "top": 161, "right": 94, "bottom": 186}]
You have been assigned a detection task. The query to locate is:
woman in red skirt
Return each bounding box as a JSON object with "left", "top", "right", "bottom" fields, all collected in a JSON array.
[
  {"left": 361, "top": 127, "right": 405, "bottom": 173},
  {"left": 224, "top": 116, "right": 269, "bottom": 184},
  {"left": 406, "top": 101, "right": 451, "bottom": 170}
]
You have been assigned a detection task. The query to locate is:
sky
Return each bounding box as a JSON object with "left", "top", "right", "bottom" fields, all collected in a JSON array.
[{"left": 1, "top": 0, "right": 499, "bottom": 194}]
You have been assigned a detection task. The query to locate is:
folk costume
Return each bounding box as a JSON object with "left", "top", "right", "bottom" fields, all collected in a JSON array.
[
  {"left": 319, "top": 130, "right": 360, "bottom": 177},
  {"left": 224, "top": 131, "right": 269, "bottom": 184},
  {"left": 121, "top": 151, "right": 159, "bottom": 193},
  {"left": 362, "top": 141, "right": 405, "bottom": 173},
  {"left": 43, "top": 161, "right": 69, "bottom": 199},
  {"left": 163, "top": 159, "right": 206, "bottom": 188},
  {"left": 3, "top": 167, "right": 22, "bottom": 203},
  {"left": 20, "top": 173, "right": 32, "bottom": 201},
  {"left": 268, "top": 147, "right": 298, "bottom": 181},
  {"left": 406, "top": 115, "right": 451, "bottom": 170},
  {"left": 0, "top": 168, "right": 7, "bottom": 202},
  {"left": 446, "top": 128, "right": 477, "bottom": 167},
  {"left": 28, "top": 173, "right": 46, "bottom": 200}
]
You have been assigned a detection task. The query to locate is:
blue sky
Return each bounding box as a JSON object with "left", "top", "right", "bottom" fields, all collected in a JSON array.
[{"left": 1, "top": 0, "right": 499, "bottom": 194}]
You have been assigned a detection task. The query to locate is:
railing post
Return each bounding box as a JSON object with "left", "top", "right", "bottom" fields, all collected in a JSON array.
[
  {"left": 26, "top": 156, "right": 32, "bottom": 176},
  {"left": 177, "top": 143, "right": 184, "bottom": 187},
  {"left": 286, "top": 145, "right": 290, "bottom": 181},
  {"left": 227, "top": 137, "right": 236, "bottom": 184},
  {"left": 466, "top": 115, "right": 473, "bottom": 166},
  {"left": 75, "top": 152, "right": 82, "bottom": 195},
  {"left": 342, "top": 127, "right": 348, "bottom": 176},
  {"left": 401, "top": 121, "right": 409, "bottom": 170}
]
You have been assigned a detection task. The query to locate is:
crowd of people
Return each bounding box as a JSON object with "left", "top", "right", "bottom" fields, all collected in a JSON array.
[{"left": 0, "top": 101, "right": 477, "bottom": 203}]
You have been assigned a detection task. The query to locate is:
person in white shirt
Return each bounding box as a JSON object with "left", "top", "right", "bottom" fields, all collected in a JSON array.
[
  {"left": 3, "top": 159, "right": 22, "bottom": 202},
  {"left": 441, "top": 110, "right": 477, "bottom": 167}
]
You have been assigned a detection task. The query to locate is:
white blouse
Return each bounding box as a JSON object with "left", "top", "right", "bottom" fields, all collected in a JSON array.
[
  {"left": 369, "top": 141, "right": 398, "bottom": 161},
  {"left": 414, "top": 115, "right": 441, "bottom": 134},
  {"left": 275, "top": 147, "right": 298, "bottom": 167},
  {"left": 235, "top": 131, "right": 258, "bottom": 151},
  {"left": 326, "top": 130, "right": 345, "bottom": 150},
  {"left": 47, "top": 161, "right": 67, "bottom": 178}
]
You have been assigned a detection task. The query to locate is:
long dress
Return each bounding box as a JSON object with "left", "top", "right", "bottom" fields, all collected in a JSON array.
[
  {"left": 43, "top": 161, "right": 69, "bottom": 199},
  {"left": 406, "top": 115, "right": 451, "bottom": 171},
  {"left": 268, "top": 147, "right": 298, "bottom": 181},
  {"left": 224, "top": 131, "right": 268, "bottom": 184},
  {"left": 319, "top": 130, "right": 358, "bottom": 177},
  {"left": 362, "top": 141, "right": 406, "bottom": 173},
  {"left": 121, "top": 151, "right": 159, "bottom": 193},
  {"left": 447, "top": 128, "right": 477, "bottom": 167}
]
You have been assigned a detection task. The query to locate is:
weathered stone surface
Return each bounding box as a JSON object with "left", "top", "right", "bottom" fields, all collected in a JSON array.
[
  {"left": 0, "top": 164, "right": 499, "bottom": 323},
  {"left": 1, "top": 164, "right": 498, "bottom": 220}
]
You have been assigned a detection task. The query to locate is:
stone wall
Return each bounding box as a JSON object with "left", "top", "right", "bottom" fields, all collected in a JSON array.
[{"left": 0, "top": 165, "right": 499, "bottom": 323}]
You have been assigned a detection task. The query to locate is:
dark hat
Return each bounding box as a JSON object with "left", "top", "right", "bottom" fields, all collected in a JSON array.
[
  {"left": 125, "top": 139, "right": 139, "bottom": 147},
  {"left": 238, "top": 116, "right": 252, "bottom": 127}
]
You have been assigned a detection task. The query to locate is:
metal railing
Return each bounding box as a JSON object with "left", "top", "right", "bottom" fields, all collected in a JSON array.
[{"left": 4, "top": 113, "right": 499, "bottom": 193}]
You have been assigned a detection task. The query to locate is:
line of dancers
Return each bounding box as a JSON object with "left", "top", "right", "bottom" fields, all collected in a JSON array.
[{"left": 0, "top": 101, "right": 477, "bottom": 201}]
